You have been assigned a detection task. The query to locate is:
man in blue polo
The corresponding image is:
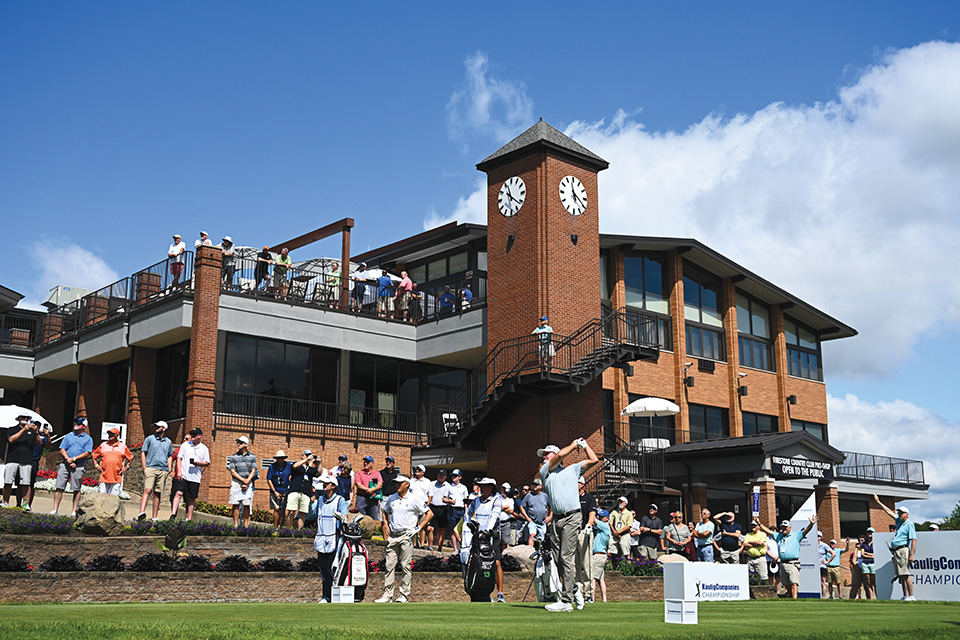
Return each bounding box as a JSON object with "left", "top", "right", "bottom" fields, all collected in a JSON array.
[
  {"left": 759, "top": 514, "right": 817, "bottom": 599},
  {"left": 873, "top": 495, "right": 917, "bottom": 600},
  {"left": 51, "top": 418, "right": 94, "bottom": 517},
  {"left": 538, "top": 438, "right": 599, "bottom": 612}
]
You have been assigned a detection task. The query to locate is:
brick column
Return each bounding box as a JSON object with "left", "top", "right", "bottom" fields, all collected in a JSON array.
[
  {"left": 77, "top": 363, "right": 108, "bottom": 440},
  {"left": 755, "top": 478, "right": 777, "bottom": 527},
  {"left": 685, "top": 482, "right": 708, "bottom": 522},
  {"left": 815, "top": 482, "right": 841, "bottom": 542},
  {"left": 127, "top": 346, "right": 158, "bottom": 444},
  {"left": 35, "top": 378, "right": 69, "bottom": 433},
  {"left": 185, "top": 245, "right": 222, "bottom": 445},
  {"left": 870, "top": 495, "right": 896, "bottom": 533},
  {"left": 723, "top": 277, "right": 743, "bottom": 437},
  {"left": 608, "top": 246, "right": 630, "bottom": 444},
  {"left": 668, "top": 250, "right": 689, "bottom": 442},
  {"left": 771, "top": 305, "right": 791, "bottom": 431}
]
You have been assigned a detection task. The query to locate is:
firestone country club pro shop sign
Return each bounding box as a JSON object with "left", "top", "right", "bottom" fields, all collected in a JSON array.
[{"left": 770, "top": 456, "right": 835, "bottom": 480}]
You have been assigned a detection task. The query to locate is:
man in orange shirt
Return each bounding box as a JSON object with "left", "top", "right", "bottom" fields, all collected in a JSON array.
[{"left": 93, "top": 427, "right": 133, "bottom": 496}]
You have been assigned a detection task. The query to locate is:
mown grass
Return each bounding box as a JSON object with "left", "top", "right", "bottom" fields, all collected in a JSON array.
[{"left": 0, "top": 600, "right": 957, "bottom": 640}]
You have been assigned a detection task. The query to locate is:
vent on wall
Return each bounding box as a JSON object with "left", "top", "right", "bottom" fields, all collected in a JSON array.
[{"left": 697, "top": 359, "right": 715, "bottom": 372}]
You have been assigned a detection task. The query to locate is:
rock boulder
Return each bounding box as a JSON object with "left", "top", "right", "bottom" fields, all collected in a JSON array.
[
  {"left": 503, "top": 544, "right": 537, "bottom": 572},
  {"left": 75, "top": 494, "right": 126, "bottom": 536}
]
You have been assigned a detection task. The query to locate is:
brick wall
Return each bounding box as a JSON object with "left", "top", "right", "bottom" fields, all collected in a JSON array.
[
  {"left": 815, "top": 483, "right": 841, "bottom": 542},
  {"left": 34, "top": 378, "right": 69, "bottom": 432},
  {"left": 127, "top": 345, "right": 158, "bottom": 445},
  {"left": 77, "top": 363, "right": 108, "bottom": 439}
]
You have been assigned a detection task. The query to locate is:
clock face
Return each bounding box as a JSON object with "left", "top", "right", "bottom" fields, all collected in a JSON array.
[
  {"left": 497, "top": 176, "right": 526, "bottom": 217},
  {"left": 559, "top": 175, "right": 588, "bottom": 216}
]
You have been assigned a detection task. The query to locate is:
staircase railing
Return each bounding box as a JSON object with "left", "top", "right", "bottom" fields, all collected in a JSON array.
[
  {"left": 426, "top": 306, "right": 660, "bottom": 441},
  {"left": 583, "top": 433, "right": 666, "bottom": 506}
]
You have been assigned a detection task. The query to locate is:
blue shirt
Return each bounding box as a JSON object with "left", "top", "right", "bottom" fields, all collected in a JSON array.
[
  {"left": 60, "top": 431, "right": 93, "bottom": 460},
  {"left": 818, "top": 540, "right": 832, "bottom": 565},
  {"left": 377, "top": 274, "right": 393, "bottom": 297},
  {"left": 539, "top": 461, "right": 581, "bottom": 514},
  {"left": 593, "top": 520, "right": 611, "bottom": 553},
  {"left": 462, "top": 288, "right": 473, "bottom": 302},
  {"left": 827, "top": 546, "right": 841, "bottom": 567},
  {"left": 694, "top": 521, "right": 715, "bottom": 548},
  {"left": 267, "top": 461, "right": 293, "bottom": 493},
  {"left": 141, "top": 434, "right": 173, "bottom": 470},
  {"left": 773, "top": 529, "right": 806, "bottom": 561},
  {"left": 891, "top": 517, "right": 916, "bottom": 548},
  {"left": 32, "top": 435, "right": 49, "bottom": 462},
  {"left": 439, "top": 291, "right": 455, "bottom": 310}
]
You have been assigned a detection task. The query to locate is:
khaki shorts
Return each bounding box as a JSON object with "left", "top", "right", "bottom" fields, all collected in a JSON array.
[
  {"left": 143, "top": 467, "right": 169, "bottom": 495},
  {"left": 892, "top": 546, "right": 911, "bottom": 576},
  {"left": 286, "top": 491, "right": 311, "bottom": 513},
  {"left": 592, "top": 553, "right": 607, "bottom": 580},
  {"left": 640, "top": 545, "right": 660, "bottom": 560},
  {"left": 747, "top": 555, "right": 768, "bottom": 580},
  {"left": 781, "top": 560, "right": 801, "bottom": 586},
  {"left": 827, "top": 565, "right": 842, "bottom": 584}
]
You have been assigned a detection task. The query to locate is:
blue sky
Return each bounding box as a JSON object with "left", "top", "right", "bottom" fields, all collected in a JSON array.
[{"left": 2, "top": 2, "right": 959, "bottom": 520}]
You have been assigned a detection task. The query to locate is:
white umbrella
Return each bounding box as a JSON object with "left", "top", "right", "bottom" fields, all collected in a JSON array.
[
  {"left": 364, "top": 268, "right": 401, "bottom": 282},
  {"left": 0, "top": 404, "right": 49, "bottom": 429},
  {"left": 621, "top": 397, "right": 680, "bottom": 418}
]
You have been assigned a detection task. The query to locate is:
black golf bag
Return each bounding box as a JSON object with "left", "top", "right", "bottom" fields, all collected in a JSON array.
[
  {"left": 333, "top": 512, "right": 369, "bottom": 602},
  {"left": 463, "top": 520, "right": 497, "bottom": 602}
]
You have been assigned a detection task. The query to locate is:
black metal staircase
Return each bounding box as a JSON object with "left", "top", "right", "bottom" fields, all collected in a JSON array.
[
  {"left": 425, "top": 307, "right": 660, "bottom": 449},
  {"left": 584, "top": 434, "right": 667, "bottom": 507}
]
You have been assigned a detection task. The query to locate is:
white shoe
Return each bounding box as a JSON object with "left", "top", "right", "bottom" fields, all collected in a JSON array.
[
  {"left": 22, "top": 504, "right": 31, "bottom": 512},
  {"left": 395, "top": 595, "right": 408, "bottom": 603},
  {"left": 374, "top": 595, "right": 392, "bottom": 603},
  {"left": 574, "top": 585, "right": 584, "bottom": 610},
  {"left": 905, "top": 596, "right": 916, "bottom": 601},
  {"left": 49, "top": 510, "right": 58, "bottom": 515},
  {"left": 318, "top": 598, "right": 329, "bottom": 604},
  {"left": 545, "top": 601, "right": 574, "bottom": 612},
  {"left": 70, "top": 512, "right": 76, "bottom": 517}
]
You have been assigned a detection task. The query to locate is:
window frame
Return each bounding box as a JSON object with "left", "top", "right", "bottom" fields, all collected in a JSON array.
[
  {"left": 688, "top": 403, "right": 730, "bottom": 440},
  {"left": 683, "top": 263, "right": 726, "bottom": 362},
  {"left": 736, "top": 290, "right": 775, "bottom": 372},
  {"left": 784, "top": 316, "right": 823, "bottom": 381}
]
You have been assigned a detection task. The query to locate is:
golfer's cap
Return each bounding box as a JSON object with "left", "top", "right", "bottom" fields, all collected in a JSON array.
[
  {"left": 107, "top": 427, "right": 121, "bottom": 435},
  {"left": 338, "top": 454, "right": 348, "bottom": 461},
  {"left": 236, "top": 436, "right": 249, "bottom": 445},
  {"left": 173, "top": 234, "right": 181, "bottom": 239},
  {"left": 153, "top": 421, "right": 168, "bottom": 430},
  {"left": 395, "top": 474, "right": 411, "bottom": 484},
  {"left": 649, "top": 504, "right": 659, "bottom": 510},
  {"left": 537, "top": 444, "right": 560, "bottom": 457},
  {"left": 780, "top": 520, "right": 791, "bottom": 528},
  {"left": 501, "top": 482, "right": 511, "bottom": 490},
  {"left": 618, "top": 496, "right": 628, "bottom": 504},
  {"left": 303, "top": 449, "right": 313, "bottom": 456},
  {"left": 930, "top": 524, "right": 940, "bottom": 530},
  {"left": 597, "top": 509, "right": 610, "bottom": 518},
  {"left": 415, "top": 464, "right": 426, "bottom": 472},
  {"left": 477, "top": 477, "right": 496, "bottom": 486},
  {"left": 578, "top": 476, "right": 586, "bottom": 484},
  {"left": 317, "top": 474, "right": 336, "bottom": 485},
  {"left": 363, "top": 455, "right": 374, "bottom": 463},
  {"left": 452, "top": 469, "right": 462, "bottom": 476},
  {"left": 831, "top": 539, "right": 839, "bottom": 544},
  {"left": 540, "top": 316, "right": 548, "bottom": 321},
  {"left": 385, "top": 455, "right": 395, "bottom": 462},
  {"left": 189, "top": 428, "right": 203, "bottom": 436},
  {"left": 274, "top": 450, "right": 287, "bottom": 458},
  {"left": 896, "top": 506, "right": 909, "bottom": 514},
  {"left": 866, "top": 527, "right": 875, "bottom": 533}
]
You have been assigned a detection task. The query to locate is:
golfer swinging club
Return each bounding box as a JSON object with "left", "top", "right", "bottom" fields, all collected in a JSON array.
[{"left": 538, "top": 437, "right": 599, "bottom": 612}]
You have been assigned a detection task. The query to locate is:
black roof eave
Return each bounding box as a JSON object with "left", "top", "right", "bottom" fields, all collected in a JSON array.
[
  {"left": 664, "top": 431, "right": 846, "bottom": 464},
  {"left": 476, "top": 139, "right": 610, "bottom": 173}
]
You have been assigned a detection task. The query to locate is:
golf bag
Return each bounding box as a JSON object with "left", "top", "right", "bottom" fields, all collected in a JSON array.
[
  {"left": 463, "top": 521, "right": 497, "bottom": 602},
  {"left": 333, "top": 512, "right": 368, "bottom": 602},
  {"left": 533, "top": 532, "right": 562, "bottom": 602}
]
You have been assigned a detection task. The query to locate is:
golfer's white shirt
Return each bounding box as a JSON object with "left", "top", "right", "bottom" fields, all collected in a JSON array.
[{"left": 383, "top": 491, "right": 428, "bottom": 533}]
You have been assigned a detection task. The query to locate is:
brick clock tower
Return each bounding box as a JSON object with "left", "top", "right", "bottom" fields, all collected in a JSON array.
[{"left": 477, "top": 120, "right": 611, "bottom": 483}]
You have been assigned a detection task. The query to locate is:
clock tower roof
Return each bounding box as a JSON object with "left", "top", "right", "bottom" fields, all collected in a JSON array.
[{"left": 476, "top": 119, "right": 609, "bottom": 173}]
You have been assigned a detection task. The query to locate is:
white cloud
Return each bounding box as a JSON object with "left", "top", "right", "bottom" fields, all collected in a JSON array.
[
  {"left": 828, "top": 394, "right": 959, "bottom": 523},
  {"left": 433, "top": 41, "right": 960, "bottom": 379},
  {"left": 446, "top": 52, "right": 533, "bottom": 147},
  {"left": 20, "top": 238, "right": 120, "bottom": 308}
]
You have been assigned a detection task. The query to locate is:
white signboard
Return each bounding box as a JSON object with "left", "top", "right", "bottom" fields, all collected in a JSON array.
[
  {"left": 874, "top": 531, "right": 960, "bottom": 601},
  {"left": 663, "top": 563, "right": 749, "bottom": 601},
  {"left": 664, "top": 599, "right": 698, "bottom": 624},
  {"left": 100, "top": 421, "right": 127, "bottom": 443},
  {"left": 788, "top": 493, "right": 821, "bottom": 599}
]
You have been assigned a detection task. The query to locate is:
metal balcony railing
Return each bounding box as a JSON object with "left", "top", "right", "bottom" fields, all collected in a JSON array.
[
  {"left": 0, "top": 309, "right": 42, "bottom": 351},
  {"left": 836, "top": 451, "right": 926, "bottom": 486}
]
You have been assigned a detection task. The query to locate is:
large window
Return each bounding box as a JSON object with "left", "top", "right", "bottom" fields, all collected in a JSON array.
[
  {"left": 839, "top": 498, "right": 871, "bottom": 538},
  {"left": 104, "top": 360, "right": 130, "bottom": 424},
  {"left": 688, "top": 403, "right": 729, "bottom": 440},
  {"left": 683, "top": 264, "right": 725, "bottom": 361},
  {"left": 736, "top": 292, "right": 774, "bottom": 372},
  {"left": 155, "top": 341, "right": 189, "bottom": 422},
  {"left": 408, "top": 250, "right": 470, "bottom": 285},
  {"left": 623, "top": 252, "right": 672, "bottom": 349},
  {"left": 785, "top": 317, "right": 822, "bottom": 381},
  {"left": 223, "top": 334, "right": 337, "bottom": 403},
  {"left": 791, "top": 419, "right": 827, "bottom": 442},
  {"left": 742, "top": 411, "right": 778, "bottom": 436}
]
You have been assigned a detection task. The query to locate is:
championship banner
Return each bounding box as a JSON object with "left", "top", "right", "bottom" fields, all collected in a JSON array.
[
  {"left": 789, "top": 493, "right": 821, "bottom": 599},
  {"left": 874, "top": 531, "right": 960, "bottom": 601}
]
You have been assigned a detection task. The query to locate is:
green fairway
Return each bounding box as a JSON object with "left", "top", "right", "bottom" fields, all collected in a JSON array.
[{"left": 0, "top": 601, "right": 957, "bottom": 640}]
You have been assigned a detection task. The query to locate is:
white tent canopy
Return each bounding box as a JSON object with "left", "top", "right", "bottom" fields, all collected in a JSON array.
[
  {"left": 620, "top": 397, "right": 680, "bottom": 418},
  {"left": 0, "top": 405, "right": 49, "bottom": 429}
]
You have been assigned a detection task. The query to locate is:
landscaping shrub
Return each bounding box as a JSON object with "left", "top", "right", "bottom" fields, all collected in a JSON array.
[
  {"left": 194, "top": 500, "right": 274, "bottom": 525},
  {"left": 257, "top": 558, "right": 295, "bottom": 572},
  {"left": 175, "top": 554, "right": 213, "bottom": 572},
  {"left": 368, "top": 558, "right": 385, "bottom": 573},
  {"left": 129, "top": 553, "right": 175, "bottom": 572},
  {"left": 86, "top": 554, "right": 126, "bottom": 572},
  {"left": 297, "top": 557, "right": 322, "bottom": 572},
  {"left": 127, "top": 518, "right": 315, "bottom": 539},
  {"left": 39, "top": 555, "right": 84, "bottom": 572},
  {"left": 0, "top": 551, "right": 31, "bottom": 572},
  {"left": 216, "top": 555, "right": 255, "bottom": 573},
  {"left": 412, "top": 555, "right": 444, "bottom": 572},
  {"left": 441, "top": 553, "right": 463, "bottom": 573},
  {"left": 606, "top": 556, "right": 663, "bottom": 577},
  {"left": 0, "top": 510, "right": 75, "bottom": 535}
]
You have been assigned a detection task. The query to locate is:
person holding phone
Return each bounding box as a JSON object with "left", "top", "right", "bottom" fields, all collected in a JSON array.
[{"left": 171, "top": 428, "right": 210, "bottom": 520}]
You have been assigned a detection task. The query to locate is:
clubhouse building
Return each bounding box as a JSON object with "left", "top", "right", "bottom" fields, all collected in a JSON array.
[{"left": 0, "top": 121, "right": 927, "bottom": 539}]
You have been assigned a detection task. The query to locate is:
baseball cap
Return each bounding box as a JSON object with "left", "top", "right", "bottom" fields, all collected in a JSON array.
[
  {"left": 866, "top": 527, "right": 875, "bottom": 533},
  {"left": 817, "top": 532, "right": 823, "bottom": 537},
  {"left": 532, "top": 478, "right": 542, "bottom": 485},
  {"left": 780, "top": 520, "right": 791, "bottom": 528},
  {"left": 222, "top": 236, "right": 232, "bottom": 243},
  {"left": 452, "top": 469, "right": 461, "bottom": 476},
  {"left": 173, "top": 234, "right": 181, "bottom": 239},
  {"left": 395, "top": 474, "right": 411, "bottom": 484},
  {"left": 829, "top": 539, "right": 837, "bottom": 544},
  {"left": 16, "top": 413, "right": 31, "bottom": 420},
  {"left": 415, "top": 464, "right": 426, "bottom": 472},
  {"left": 153, "top": 421, "right": 168, "bottom": 430},
  {"left": 200, "top": 230, "right": 208, "bottom": 236},
  {"left": 501, "top": 482, "right": 511, "bottom": 490},
  {"left": 540, "top": 316, "right": 548, "bottom": 321},
  {"left": 896, "top": 506, "right": 909, "bottom": 514},
  {"left": 363, "top": 455, "right": 374, "bottom": 463},
  {"left": 618, "top": 496, "right": 628, "bottom": 504},
  {"left": 578, "top": 476, "right": 586, "bottom": 484},
  {"left": 930, "top": 524, "right": 940, "bottom": 530},
  {"left": 107, "top": 427, "right": 121, "bottom": 435},
  {"left": 649, "top": 504, "right": 658, "bottom": 510},
  {"left": 189, "top": 428, "right": 203, "bottom": 436},
  {"left": 385, "top": 455, "right": 395, "bottom": 462},
  {"left": 437, "top": 469, "right": 448, "bottom": 475},
  {"left": 236, "top": 436, "right": 249, "bottom": 445},
  {"left": 537, "top": 444, "right": 560, "bottom": 457},
  {"left": 750, "top": 520, "right": 760, "bottom": 527},
  {"left": 75, "top": 417, "right": 87, "bottom": 427},
  {"left": 477, "top": 477, "right": 496, "bottom": 486},
  {"left": 274, "top": 450, "right": 287, "bottom": 458},
  {"left": 318, "top": 474, "right": 336, "bottom": 485},
  {"left": 338, "top": 454, "right": 348, "bottom": 461},
  {"left": 597, "top": 509, "right": 610, "bottom": 518}
]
